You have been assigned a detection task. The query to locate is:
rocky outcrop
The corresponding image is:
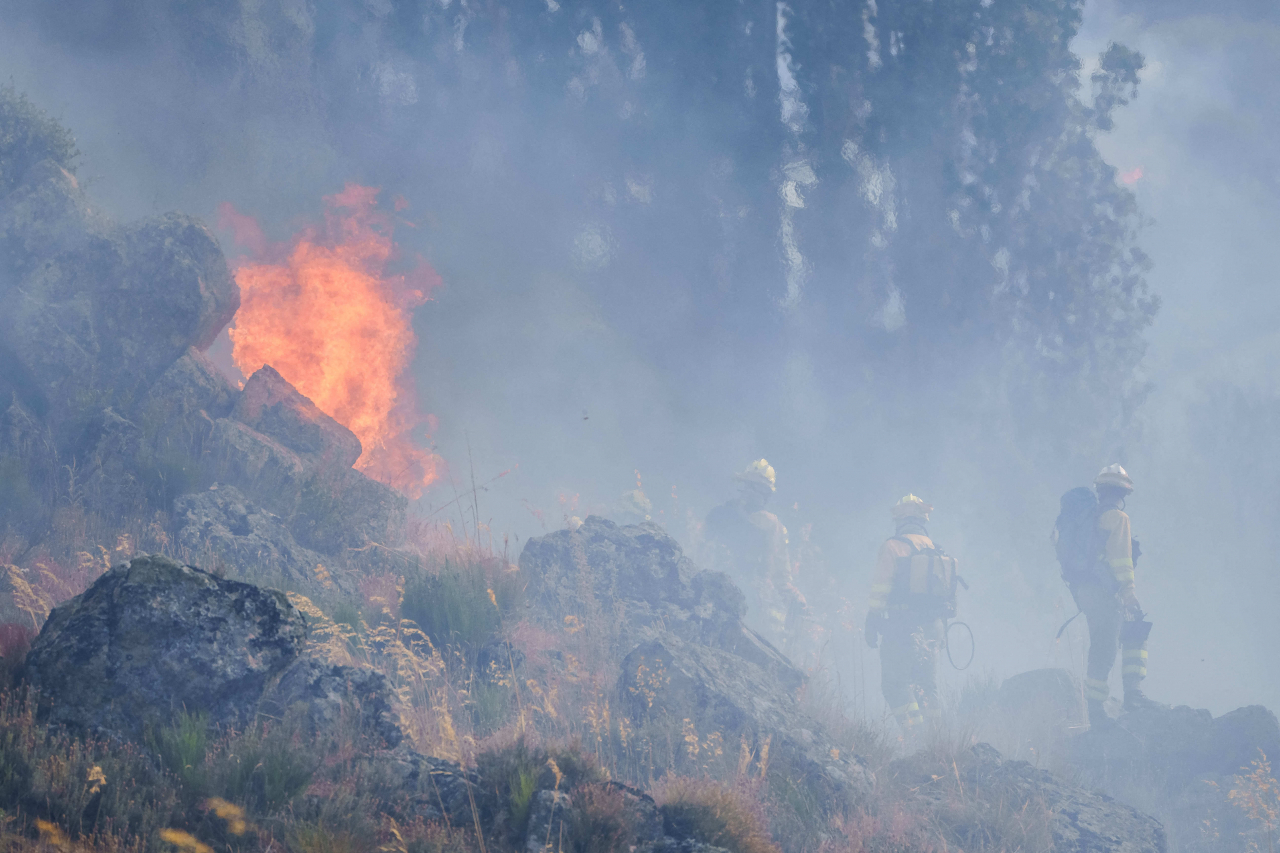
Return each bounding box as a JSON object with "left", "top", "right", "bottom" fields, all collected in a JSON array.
[
  {"left": 262, "top": 656, "right": 403, "bottom": 748},
  {"left": 232, "top": 366, "right": 362, "bottom": 472},
  {"left": 173, "top": 484, "right": 345, "bottom": 597},
  {"left": 0, "top": 157, "right": 237, "bottom": 445},
  {"left": 896, "top": 743, "right": 1166, "bottom": 852},
  {"left": 137, "top": 346, "right": 238, "bottom": 463},
  {"left": 24, "top": 554, "right": 305, "bottom": 740},
  {"left": 520, "top": 516, "right": 872, "bottom": 804}
]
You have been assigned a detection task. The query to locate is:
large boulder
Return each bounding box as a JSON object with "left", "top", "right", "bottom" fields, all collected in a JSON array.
[
  {"left": 137, "top": 346, "right": 239, "bottom": 464},
  {"left": 520, "top": 516, "right": 871, "bottom": 804},
  {"left": 262, "top": 656, "right": 404, "bottom": 748},
  {"left": 202, "top": 418, "right": 309, "bottom": 516},
  {"left": 0, "top": 199, "right": 237, "bottom": 445},
  {"left": 231, "top": 366, "right": 362, "bottom": 472},
  {"left": 24, "top": 553, "right": 305, "bottom": 740},
  {"left": 172, "top": 484, "right": 349, "bottom": 598}
]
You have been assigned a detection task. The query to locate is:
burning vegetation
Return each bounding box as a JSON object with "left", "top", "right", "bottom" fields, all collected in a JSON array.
[{"left": 220, "top": 185, "right": 443, "bottom": 500}]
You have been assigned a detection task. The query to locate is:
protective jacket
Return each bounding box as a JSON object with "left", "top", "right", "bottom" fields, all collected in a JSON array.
[
  {"left": 869, "top": 531, "right": 946, "bottom": 730},
  {"left": 1096, "top": 508, "right": 1135, "bottom": 592},
  {"left": 1074, "top": 504, "right": 1147, "bottom": 703}
]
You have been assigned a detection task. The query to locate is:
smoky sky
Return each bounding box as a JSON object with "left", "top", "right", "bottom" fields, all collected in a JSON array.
[{"left": 0, "top": 0, "right": 1276, "bottom": 718}]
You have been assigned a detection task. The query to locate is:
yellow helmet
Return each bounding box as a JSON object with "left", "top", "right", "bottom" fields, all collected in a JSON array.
[
  {"left": 891, "top": 494, "right": 933, "bottom": 521},
  {"left": 734, "top": 458, "right": 776, "bottom": 492},
  {"left": 1094, "top": 463, "right": 1134, "bottom": 493}
]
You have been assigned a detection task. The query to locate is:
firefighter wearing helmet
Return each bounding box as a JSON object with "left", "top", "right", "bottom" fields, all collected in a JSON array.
[
  {"left": 865, "top": 495, "right": 960, "bottom": 733},
  {"left": 704, "top": 459, "right": 806, "bottom": 652},
  {"left": 1054, "top": 464, "right": 1158, "bottom": 726}
]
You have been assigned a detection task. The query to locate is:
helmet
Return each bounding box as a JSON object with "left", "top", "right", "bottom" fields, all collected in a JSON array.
[
  {"left": 734, "top": 459, "right": 776, "bottom": 492},
  {"left": 1094, "top": 464, "right": 1134, "bottom": 493},
  {"left": 891, "top": 494, "right": 933, "bottom": 521}
]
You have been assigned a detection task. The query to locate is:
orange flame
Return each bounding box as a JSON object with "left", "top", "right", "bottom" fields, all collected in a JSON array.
[{"left": 219, "top": 184, "right": 443, "bottom": 499}]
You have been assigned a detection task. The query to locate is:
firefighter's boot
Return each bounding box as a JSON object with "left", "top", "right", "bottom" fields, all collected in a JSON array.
[
  {"left": 1087, "top": 699, "right": 1110, "bottom": 729},
  {"left": 1122, "top": 678, "right": 1164, "bottom": 712}
]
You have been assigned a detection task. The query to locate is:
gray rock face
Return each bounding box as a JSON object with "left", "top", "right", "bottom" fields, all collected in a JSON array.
[
  {"left": 521, "top": 516, "right": 791, "bottom": 686},
  {"left": 173, "top": 484, "right": 348, "bottom": 598},
  {"left": 203, "top": 418, "right": 308, "bottom": 516},
  {"left": 896, "top": 737, "right": 1167, "bottom": 850},
  {"left": 0, "top": 155, "right": 237, "bottom": 443},
  {"left": 232, "top": 366, "right": 362, "bottom": 471},
  {"left": 523, "top": 789, "right": 573, "bottom": 853},
  {"left": 262, "top": 656, "right": 403, "bottom": 748},
  {"left": 24, "top": 554, "right": 305, "bottom": 740},
  {"left": 1068, "top": 703, "right": 1280, "bottom": 852},
  {"left": 520, "top": 516, "right": 871, "bottom": 803},
  {"left": 138, "top": 346, "right": 238, "bottom": 462}
]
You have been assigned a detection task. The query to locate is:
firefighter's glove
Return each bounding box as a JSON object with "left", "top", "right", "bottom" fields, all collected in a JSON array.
[
  {"left": 864, "top": 610, "right": 885, "bottom": 649},
  {"left": 1119, "top": 588, "right": 1142, "bottom": 619}
]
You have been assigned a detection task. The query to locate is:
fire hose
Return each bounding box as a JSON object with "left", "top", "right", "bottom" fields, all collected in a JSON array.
[{"left": 945, "top": 620, "right": 975, "bottom": 670}]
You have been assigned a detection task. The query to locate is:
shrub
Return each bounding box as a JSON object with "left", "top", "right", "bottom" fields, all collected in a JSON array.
[
  {"left": 0, "top": 84, "right": 79, "bottom": 196},
  {"left": 400, "top": 555, "right": 523, "bottom": 662},
  {"left": 654, "top": 775, "right": 779, "bottom": 853},
  {"left": 474, "top": 739, "right": 603, "bottom": 847},
  {"left": 148, "top": 710, "right": 209, "bottom": 789},
  {"left": 567, "top": 783, "right": 638, "bottom": 853}
]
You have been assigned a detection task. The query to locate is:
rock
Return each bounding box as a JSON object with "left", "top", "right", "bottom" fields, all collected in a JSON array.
[
  {"left": 24, "top": 553, "right": 305, "bottom": 740},
  {"left": 0, "top": 159, "right": 105, "bottom": 279},
  {"left": 173, "top": 484, "right": 349, "bottom": 598},
  {"left": 292, "top": 466, "right": 409, "bottom": 554},
  {"left": 1067, "top": 701, "right": 1280, "bottom": 852},
  {"left": 357, "top": 746, "right": 478, "bottom": 826},
  {"left": 77, "top": 407, "right": 147, "bottom": 515},
  {"left": 520, "top": 516, "right": 872, "bottom": 806},
  {"left": 619, "top": 634, "right": 871, "bottom": 804},
  {"left": 990, "top": 668, "right": 1088, "bottom": 758},
  {"left": 0, "top": 399, "right": 54, "bottom": 535},
  {"left": 898, "top": 743, "right": 1166, "bottom": 853},
  {"left": 111, "top": 214, "right": 237, "bottom": 354},
  {"left": 202, "top": 418, "right": 308, "bottom": 516},
  {"left": 232, "top": 366, "right": 361, "bottom": 472},
  {"left": 521, "top": 516, "right": 794, "bottom": 688},
  {"left": 0, "top": 191, "right": 237, "bottom": 445},
  {"left": 137, "top": 346, "right": 239, "bottom": 462},
  {"left": 607, "top": 782, "right": 664, "bottom": 846},
  {"left": 262, "top": 656, "right": 404, "bottom": 748},
  {"left": 523, "top": 789, "right": 573, "bottom": 853}
]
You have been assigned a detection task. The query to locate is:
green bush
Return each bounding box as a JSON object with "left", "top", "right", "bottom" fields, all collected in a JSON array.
[
  {"left": 475, "top": 740, "right": 603, "bottom": 847},
  {"left": 0, "top": 85, "right": 78, "bottom": 195},
  {"left": 400, "top": 556, "right": 523, "bottom": 661},
  {"left": 148, "top": 710, "right": 209, "bottom": 789}
]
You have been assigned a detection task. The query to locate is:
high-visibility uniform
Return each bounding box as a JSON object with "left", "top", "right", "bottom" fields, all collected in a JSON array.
[
  {"left": 705, "top": 503, "right": 803, "bottom": 651},
  {"left": 1074, "top": 507, "right": 1147, "bottom": 703},
  {"left": 870, "top": 532, "right": 945, "bottom": 730}
]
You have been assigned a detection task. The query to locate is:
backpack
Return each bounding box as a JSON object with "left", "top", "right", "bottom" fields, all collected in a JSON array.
[
  {"left": 1054, "top": 487, "right": 1103, "bottom": 586},
  {"left": 888, "top": 537, "right": 960, "bottom": 618}
]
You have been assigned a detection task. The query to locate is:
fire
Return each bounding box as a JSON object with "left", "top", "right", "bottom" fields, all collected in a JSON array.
[{"left": 219, "top": 184, "right": 443, "bottom": 499}]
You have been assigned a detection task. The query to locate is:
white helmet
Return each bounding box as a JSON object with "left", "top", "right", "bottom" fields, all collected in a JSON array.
[{"left": 1094, "top": 463, "right": 1134, "bottom": 493}]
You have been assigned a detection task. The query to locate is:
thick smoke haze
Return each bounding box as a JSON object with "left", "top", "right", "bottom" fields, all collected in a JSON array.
[{"left": 0, "top": 0, "right": 1274, "bottom": 718}]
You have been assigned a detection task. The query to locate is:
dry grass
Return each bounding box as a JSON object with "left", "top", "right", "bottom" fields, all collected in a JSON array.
[{"left": 653, "top": 775, "right": 779, "bottom": 853}]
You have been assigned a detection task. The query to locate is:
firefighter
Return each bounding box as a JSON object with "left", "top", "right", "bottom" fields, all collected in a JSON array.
[
  {"left": 1073, "top": 464, "right": 1157, "bottom": 723},
  {"left": 704, "top": 459, "right": 806, "bottom": 651},
  {"left": 864, "top": 495, "right": 958, "bottom": 733}
]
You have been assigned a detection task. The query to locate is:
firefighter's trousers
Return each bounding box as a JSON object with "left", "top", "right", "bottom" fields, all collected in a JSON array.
[
  {"left": 879, "top": 612, "right": 945, "bottom": 729},
  {"left": 1071, "top": 581, "right": 1148, "bottom": 703}
]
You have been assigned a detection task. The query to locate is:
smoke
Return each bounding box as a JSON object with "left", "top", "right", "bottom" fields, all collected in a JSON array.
[{"left": 0, "top": 0, "right": 1274, "bottom": 717}]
